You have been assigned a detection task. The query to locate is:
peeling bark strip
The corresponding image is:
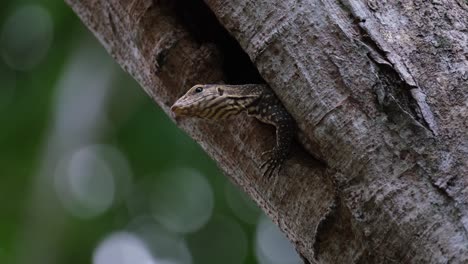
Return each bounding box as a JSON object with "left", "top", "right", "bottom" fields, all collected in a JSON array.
[{"left": 67, "top": 0, "right": 468, "bottom": 263}]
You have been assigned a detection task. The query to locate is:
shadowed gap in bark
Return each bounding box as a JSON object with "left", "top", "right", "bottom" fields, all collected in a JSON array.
[
  {"left": 158, "top": 0, "right": 264, "bottom": 84},
  {"left": 347, "top": 10, "right": 438, "bottom": 136}
]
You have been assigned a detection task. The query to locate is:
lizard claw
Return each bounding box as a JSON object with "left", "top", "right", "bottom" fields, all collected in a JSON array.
[{"left": 260, "top": 148, "right": 284, "bottom": 178}]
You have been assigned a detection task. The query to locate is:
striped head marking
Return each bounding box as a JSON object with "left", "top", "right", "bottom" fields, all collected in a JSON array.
[{"left": 171, "top": 84, "right": 249, "bottom": 119}]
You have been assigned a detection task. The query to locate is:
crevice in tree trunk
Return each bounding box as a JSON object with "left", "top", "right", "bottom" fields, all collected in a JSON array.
[
  {"left": 350, "top": 23, "right": 435, "bottom": 137},
  {"left": 343, "top": 2, "right": 439, "bottom": 136},
  {"left": 158, "top": 0, "right": 265, "bottom": 85},
  {"left": 313, "top": 193, "right": 339, "bottom": 259}
]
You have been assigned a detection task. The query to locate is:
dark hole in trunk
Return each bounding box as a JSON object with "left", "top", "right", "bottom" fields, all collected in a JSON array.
[{"left": 160, "top": 0, "right": 264, "bottom": 84}]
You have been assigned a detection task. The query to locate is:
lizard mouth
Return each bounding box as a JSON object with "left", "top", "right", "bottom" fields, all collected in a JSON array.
[
  {"left": 170, "top": 103, "right": 187, "bottom": 116},
  {"left": 171, "top": 97, "right": 207, "bottom": 117}
]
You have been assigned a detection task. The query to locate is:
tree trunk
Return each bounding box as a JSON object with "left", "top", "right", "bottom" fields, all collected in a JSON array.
[{"left": 66, "top": 0, "right": 468, "bottom": 263}]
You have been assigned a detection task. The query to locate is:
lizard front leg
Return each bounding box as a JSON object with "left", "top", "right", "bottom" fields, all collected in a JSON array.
[
  {"left": 248, "top": 92, "right": 296, "bottom": 178},
  {"left": 260, "top": 118, "right": 295, "bottom": 178}
]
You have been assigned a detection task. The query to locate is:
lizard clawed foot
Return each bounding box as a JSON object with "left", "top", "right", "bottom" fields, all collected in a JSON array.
[{"left": 260, "top": 148, "right": 284, "bottom": 178}]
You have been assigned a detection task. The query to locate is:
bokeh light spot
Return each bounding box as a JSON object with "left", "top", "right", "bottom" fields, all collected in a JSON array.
[
  {"left": 255, "top": 216, "right": 303, "bottom": 264},
  {"left": 54, "top": 144, "right": 131, "bottom": 219},
  {"left": 128, "top": 216, "right": 193, "bottom": 264},
  {"left": 0, "top": 4, "right": 53, "bottom": 71},
  {"left": 93, "top": 231, "right": 156, "bottom": 264},
  {"left": 150, "top": 168, "right": 213, "bottom": 234},
  {"left": 68, "top": 149, "right": 114, "bottom": 211}
]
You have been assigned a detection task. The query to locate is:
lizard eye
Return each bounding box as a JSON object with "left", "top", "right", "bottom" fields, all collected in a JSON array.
[
  {"left": 217, "top": 87, "right": 224, "bottom": 96},
  {"left": 194, "top": 87, "right": 203, "bottom": 93}
]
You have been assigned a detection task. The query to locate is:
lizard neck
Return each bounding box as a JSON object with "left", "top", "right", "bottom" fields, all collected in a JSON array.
[{"left": 202, "top": 84, "right": 265, "bottom": 119}]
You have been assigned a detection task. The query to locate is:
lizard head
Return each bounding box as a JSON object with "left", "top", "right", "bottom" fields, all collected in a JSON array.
[{"left": 171, "top": 84, "right": 228, "bottom": 118}]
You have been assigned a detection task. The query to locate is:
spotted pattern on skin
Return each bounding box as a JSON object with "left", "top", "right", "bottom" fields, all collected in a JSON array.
[{"left": 171, "top": 84, "right": 296, "bottom": 178}]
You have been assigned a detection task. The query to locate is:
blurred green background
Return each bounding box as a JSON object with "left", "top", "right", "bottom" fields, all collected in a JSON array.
[{"left": 0, "top": 1, "right": 302, "bottom": 264}]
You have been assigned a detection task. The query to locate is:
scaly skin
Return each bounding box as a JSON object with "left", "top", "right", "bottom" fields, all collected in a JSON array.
[{"left": 171, "top": 84, "right": 296, "bottom": 177}]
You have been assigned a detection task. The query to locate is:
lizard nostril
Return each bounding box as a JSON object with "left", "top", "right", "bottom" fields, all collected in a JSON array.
[
  {"left": 171, "top": 104, "right": 181, "bottom": 114},
  {"left": 171, "top": 103, "right": 189, "bottom": 117}
]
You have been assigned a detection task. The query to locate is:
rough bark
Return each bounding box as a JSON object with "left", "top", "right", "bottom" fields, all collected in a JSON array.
[{"left": 66, "top": 0, "right": 468, "bottom": 263}]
